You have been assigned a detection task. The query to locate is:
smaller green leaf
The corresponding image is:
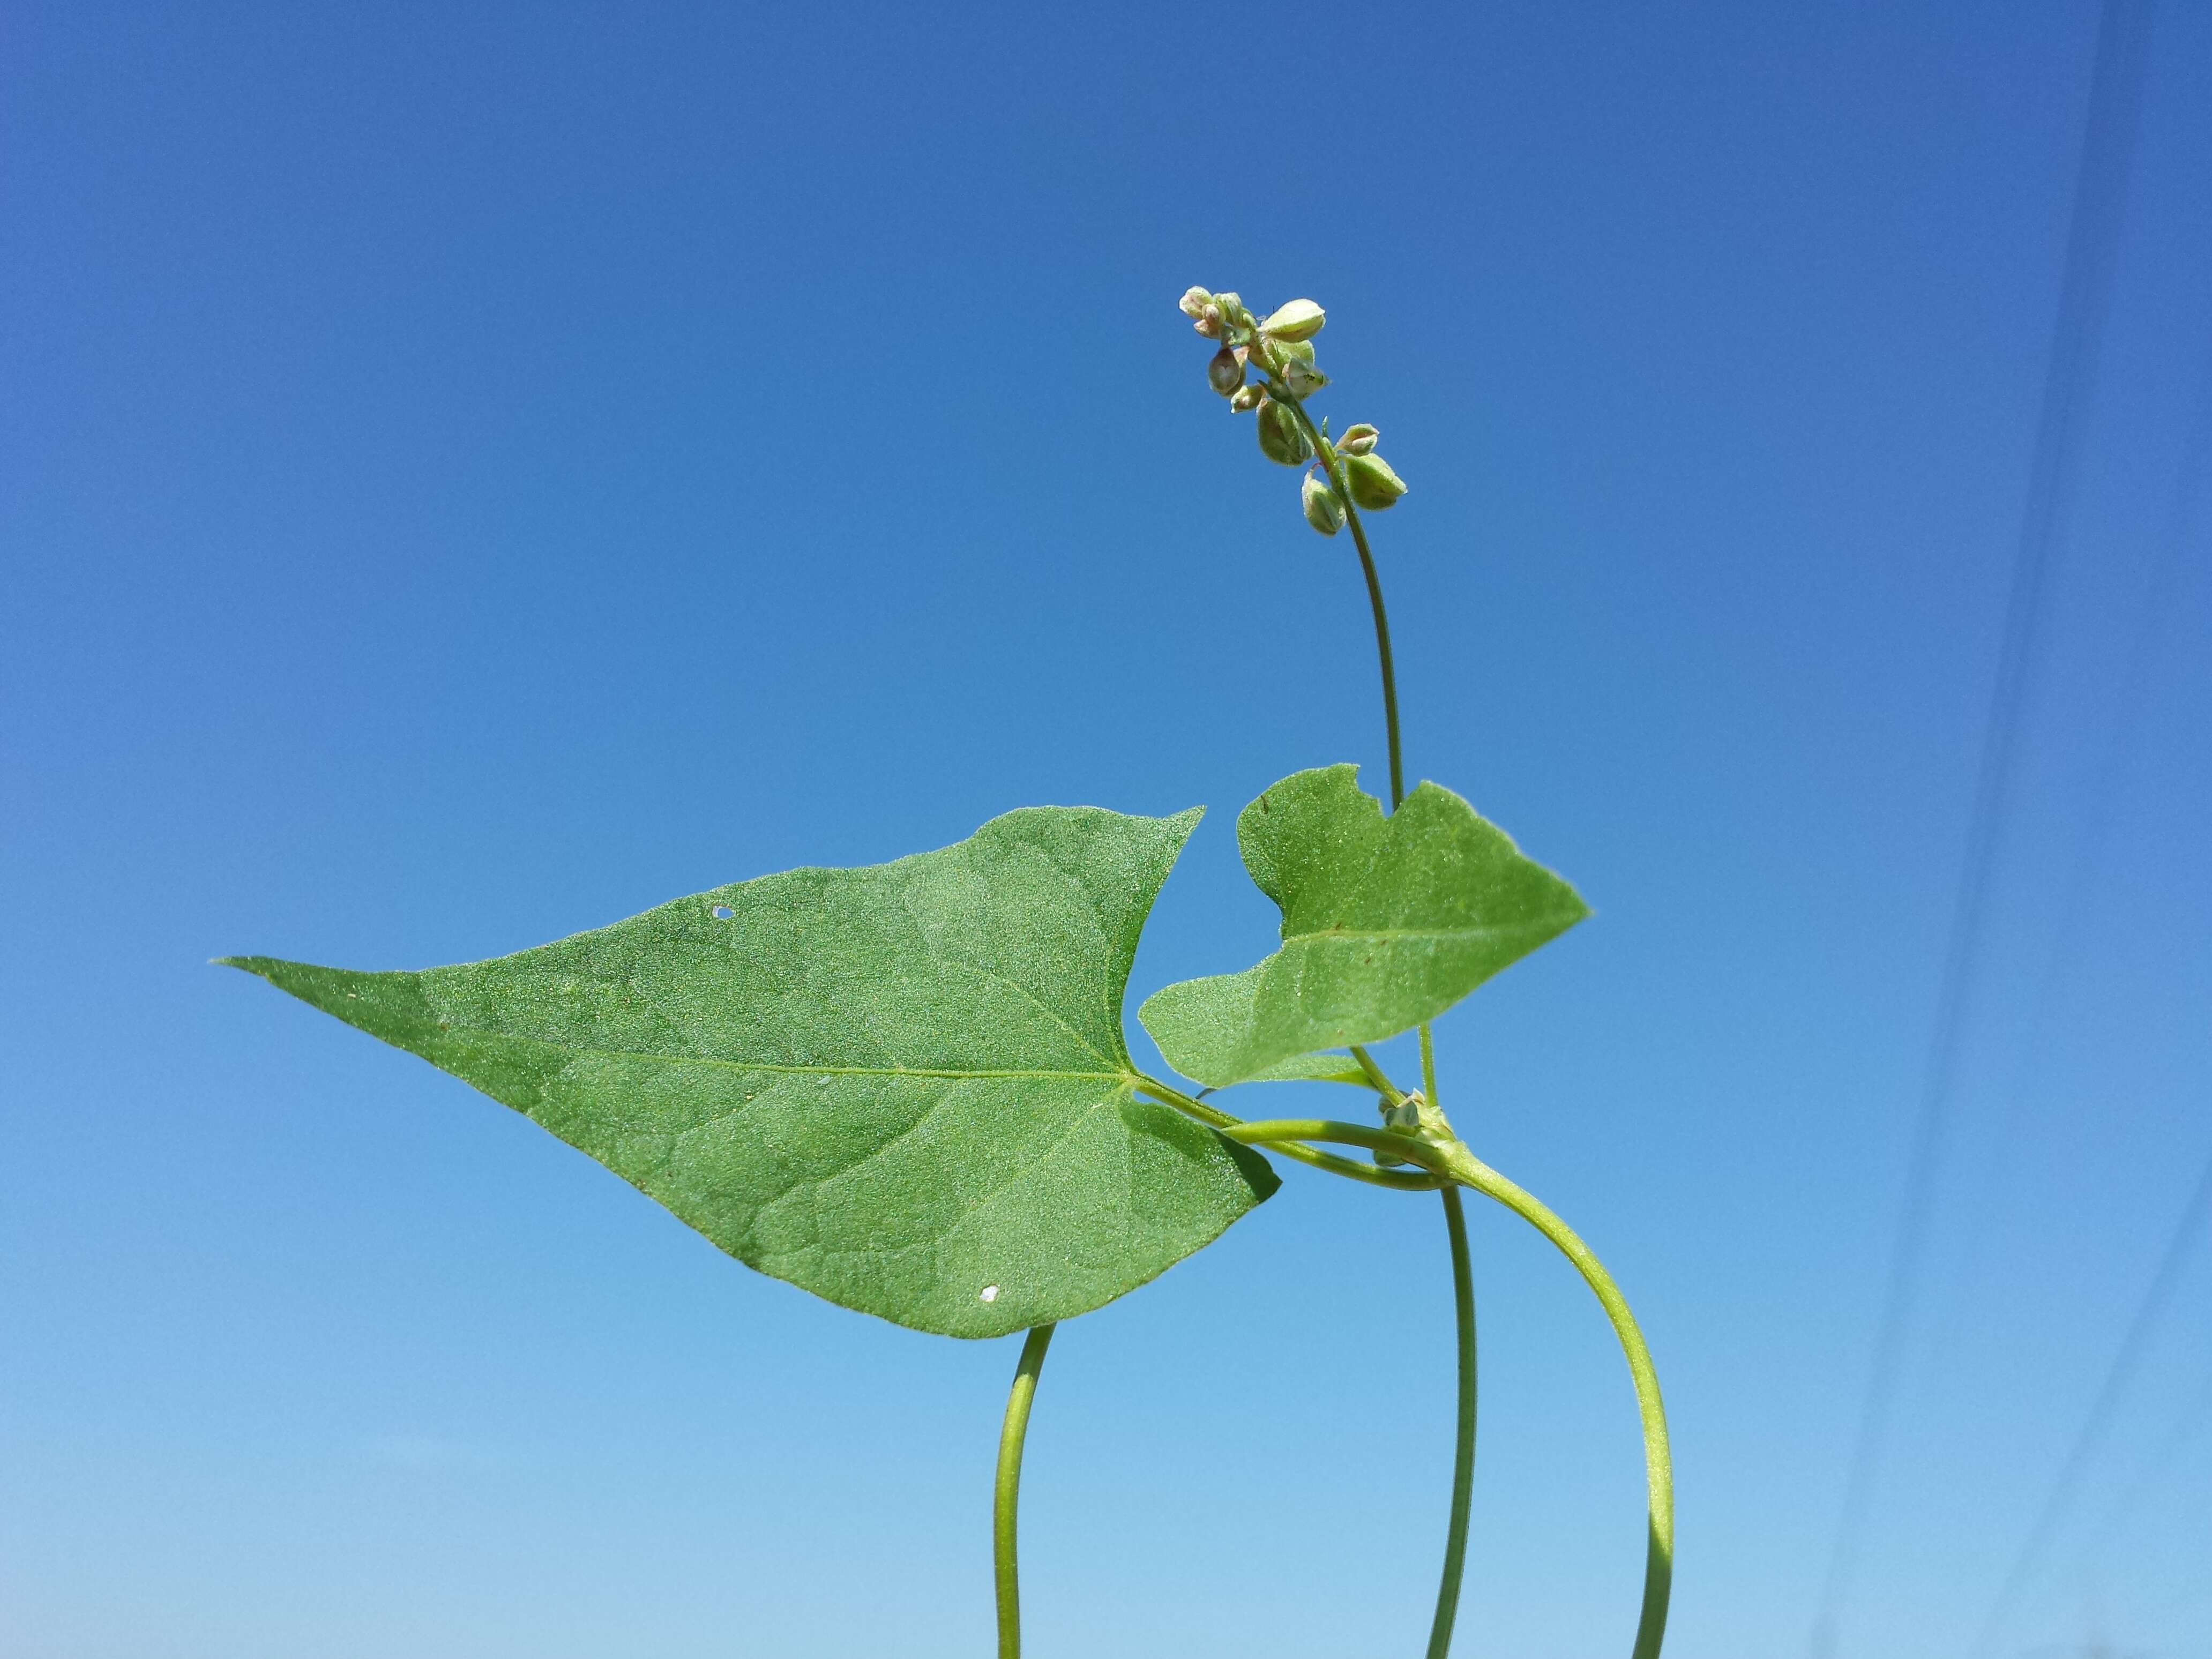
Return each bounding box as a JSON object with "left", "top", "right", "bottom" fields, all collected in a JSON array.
[{"left": 1139, "top": 765, "right": 1588, "bottom": 1087}]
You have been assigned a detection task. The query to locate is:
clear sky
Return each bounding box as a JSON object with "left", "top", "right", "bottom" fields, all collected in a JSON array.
[{"left": 5, "top": 4, "right": 2210, "bottom": 1657}]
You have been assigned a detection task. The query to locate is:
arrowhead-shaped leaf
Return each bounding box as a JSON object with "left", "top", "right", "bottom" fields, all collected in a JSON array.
[
  {"left": 226, "top": 804, "right": 1277, "bottom": 1339},
  {"left": 1139, "top": 766, "right": 1588, "bottom": 1088}
]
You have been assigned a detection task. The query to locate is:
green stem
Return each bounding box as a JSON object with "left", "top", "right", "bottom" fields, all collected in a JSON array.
[
  {"left": 1422, "top": 1040, "right": 1475, "bottom": 1659},
  {"left": 1344, "top": 506, "right": 1406, "bottom": 810},
  {"left": 1133, "top": 1075, "right": 1443, "bottom": 1192},
  {"left": 1282, "top": 389, "right": 1484, "bottom": 1655},
  {"left": 995, "top": 1323, "right": 1056, "bottom": 1659},
  {"left": 1349, "top": 1043, "right": 1407, "bottom": 1103},
  {"left": 1280, "top": 396, "right": 1403, "bottom": 808},
  {"left": 1223, "top": 1120, "right": 1674, "bottom": 1659},
  {"left": 1347, "top": 1024, "right": 1481, "bottom": 1659},
  {"left": 1427, "top": 1185, "right": 1477, "bottom": 1659}
]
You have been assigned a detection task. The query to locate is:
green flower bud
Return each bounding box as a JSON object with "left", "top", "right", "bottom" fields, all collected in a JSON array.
[
  {"left": 1260, "top": 298, "right": 1325, "bottom": 341},
  {"left": 1213, "top": 291, "right": 1251, "bottom": 329},
  {"left": 1178, "top": 286, "right": 1214, "bottom": 320},
  {"left": 1373, "top": 1090, "right": 1436, "bottom": 1165},
  {"left": 1301, "top": 472, "right": 1344, "bottom": 536},
  {"left": 1229, "top": 383, "right": 1264, "bottom": 412},
  {"left": 1338, "top": 423, "right": 1380, "bottom": 455},
  {"left": 1207, "top": 346, "right": 1244, "bottom": 397},
  {"left": 1281, "top": 357, "right": 1327, "bottom": 398},
  {"left": 1255, "top": 398, "right": 1312, "bottom": 467},
  {"left": 1344, "top": 451, "right": 1409, "bottom": 509},
  {"left": 1274, "top": 337, "right": 1316, "bottom": 366}
]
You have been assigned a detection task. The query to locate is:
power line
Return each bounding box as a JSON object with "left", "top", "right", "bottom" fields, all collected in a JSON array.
[
  {"left": 2083, "top": 1362, "right": 2212, "bottom": 1561},
  {"left": 1971, "top": 1142, "right": 2212, "bottom": 1657},
  {"left": 1808, "top": 3, "right": 2154, "bottom": 1650},
  {"left": 1926, "top": 331, "right": 2212, "bottom": 1379}
]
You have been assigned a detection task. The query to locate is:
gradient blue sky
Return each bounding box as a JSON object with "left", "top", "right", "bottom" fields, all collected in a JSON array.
[{"left": 6, "top": 4, "right": 2211, "bottom": 1656}]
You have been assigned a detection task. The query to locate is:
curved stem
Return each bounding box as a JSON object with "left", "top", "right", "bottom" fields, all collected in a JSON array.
[
  {"left": 1280, "top": 393, "right": 1492, "bottom": 1657},
  {"left": 1279, "top": 395, "right": 1403, "bottom": 808},
  {"left": 1344, "top": 505, "right": 1406, "bottom": 810},
  {"left": 1453, "top": 1157, "right": 1673, "bottom": 1659},
  {"left": 1224, "top": 1120, "right": 1674, "bottom": 1659},
  {"left": 1252, "top": 1134, "right": 1446, "bottom": 1191},
  {"left": 995, "top": 1324, "right": 1056, "bottom": 1659},
  {"left": 1422, "top": 1038, "right": 1474, "bottom": 1659},
  {"left": 1426, "top": 1184, "right": 1477, "bottom": 1659},
  {"left": 1133, "top": 1075, "right": 1445, "bottom": 1192}
]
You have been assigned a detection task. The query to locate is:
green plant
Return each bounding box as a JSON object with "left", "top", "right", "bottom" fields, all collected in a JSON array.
[{"left": 226, "top": 288, "right": 1672, "bottom": 1657}]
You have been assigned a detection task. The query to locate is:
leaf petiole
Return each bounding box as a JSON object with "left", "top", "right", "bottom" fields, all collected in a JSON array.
[
  {"left": 995, "top": 1324, "right": 1056, "bottom": 1659},
  {"left": 1349, "top": 1043, "right": 1407, "bottom": 1104},
  {"left": 1131, "top": 1075, "right": 1445, "bottom": 1193}
]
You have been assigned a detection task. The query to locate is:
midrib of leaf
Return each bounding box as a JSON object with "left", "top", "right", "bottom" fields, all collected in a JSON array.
[
  {"left": 425, "top": 1023, "right": 1132, "bottom": 1084},
  {"left": 1281, "top": 924, "right": 1566, "bottom": 945}
]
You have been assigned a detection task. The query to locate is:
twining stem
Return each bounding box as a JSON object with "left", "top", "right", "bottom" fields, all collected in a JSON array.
[
  {"left": 1222, "top": 1119, "right": 1674, "bottom": 1659},
  {"left": 1422, "top": 1020, "right": 1476, "bottom": 1659},
  {"left": 1428, "top": 1186, "right": 1478, "bottom": 1659},
  {"left": 1133, "top": 1074, "right": 1444, "bottom": 1192},
  {"left": 1281, "top": 388, "right": 1482, "bottom": 1657},
  {"left": 996, "top": 1323, "right": 1056, "bottom": 1659},
  {"left": 1349, "top": 1033, "right": 1480, "bottom": 1659}
]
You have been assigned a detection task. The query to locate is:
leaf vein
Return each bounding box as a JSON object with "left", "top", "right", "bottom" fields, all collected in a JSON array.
[{"left": 427, "top": 1021, "right": 1126, "bottom": 1083}]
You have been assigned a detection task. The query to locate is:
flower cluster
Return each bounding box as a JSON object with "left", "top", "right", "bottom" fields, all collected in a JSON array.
[{"left": 1179, "top": 286, "right": 1410, "bottom": 537}]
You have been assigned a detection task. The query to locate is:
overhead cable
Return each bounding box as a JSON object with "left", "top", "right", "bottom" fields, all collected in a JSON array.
[
  {"left": 1971, "top": 1144, "right": 2212, "bottom": 1657},
  {"left": 1809, "top": 2, "right": 2154, "bottom": 1649},
  {"left": 1928, "top": 337, "right": 2212, "bottom": 1373}
]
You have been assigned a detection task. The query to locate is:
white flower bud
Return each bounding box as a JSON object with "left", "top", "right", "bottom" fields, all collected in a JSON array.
[
  {"left": 1302, "top": 473, "right": 1344, "bottom": 536},
  {"left": 1229, "top": 384, "right": 1264, "bottom": 412},
  {"left": 1338, "top": 423, "right": 1379, "bottom": 455},
  {"left": 1178, "top": 286, "right": 1214, "bottom": 319},
  {"left": 1260, "top": 298, "right": 1325, "bottom": 341}
]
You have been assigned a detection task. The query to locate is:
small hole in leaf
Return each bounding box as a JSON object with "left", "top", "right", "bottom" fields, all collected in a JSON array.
[
  {"left": 711, "top": 905, "right": 735, "bottom": 920},
  {"left": 978, "top": 1284, "right": 1000, "bottom": 1304}
]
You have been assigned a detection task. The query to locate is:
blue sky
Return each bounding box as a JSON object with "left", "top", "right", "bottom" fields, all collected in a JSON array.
[{"left": 5, "top": 4, "right": 2210, "bottom": 1656}]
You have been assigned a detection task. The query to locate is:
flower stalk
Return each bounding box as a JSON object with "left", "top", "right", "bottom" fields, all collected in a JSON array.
[{"left": 1175, "top": 285, "right": 1671, "bottom": 1659}]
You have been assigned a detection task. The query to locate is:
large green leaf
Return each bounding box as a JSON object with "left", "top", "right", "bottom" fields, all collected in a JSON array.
[
  {"left": 225, "top": 804, "right": 1277, "bottom": 1339},
  {"left": 1139, "top": 766, "right": 1588, "bottom": 1088}
]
